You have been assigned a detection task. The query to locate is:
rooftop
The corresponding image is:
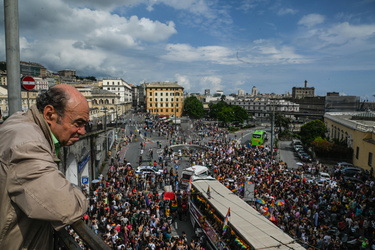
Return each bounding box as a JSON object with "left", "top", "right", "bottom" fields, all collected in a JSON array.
[
  {"left": 324, "top": 110, "right": 375, "bottom": 132},
  {"left": 145, "top": 82, "right": 183, "bottom": 89}
]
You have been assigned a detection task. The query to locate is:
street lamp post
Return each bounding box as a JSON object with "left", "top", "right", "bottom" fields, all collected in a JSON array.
[
  {"left": 270, "top": 100, "right": 275, "bottom": 159},
  {"left": 115, "top": 105, "right": 118, "bottom": 132},
  {"left": 102, "top": 107, "right": 108, "bottom": 160}
]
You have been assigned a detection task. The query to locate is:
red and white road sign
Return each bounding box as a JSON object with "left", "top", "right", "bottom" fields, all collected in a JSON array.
[{"left": 21, "top": 76, "right": 36, "bottom": 90}]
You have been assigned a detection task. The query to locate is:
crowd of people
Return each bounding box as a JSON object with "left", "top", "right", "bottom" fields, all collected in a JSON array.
[
  {"left": 81, "top": 116, "right": 375, "bottom": 249},
  {"left": 187, "top": 121, "right": 375, "bottom": 249}
]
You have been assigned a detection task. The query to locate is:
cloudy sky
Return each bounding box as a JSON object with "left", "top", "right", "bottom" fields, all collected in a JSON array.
[{"left": 0, "top": 0, "right": 374, "bottom": 100}]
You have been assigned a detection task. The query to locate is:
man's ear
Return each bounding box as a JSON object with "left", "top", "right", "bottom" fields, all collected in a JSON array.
[{"left": 43, "top": 105, "right": 58, "bottom": 125}]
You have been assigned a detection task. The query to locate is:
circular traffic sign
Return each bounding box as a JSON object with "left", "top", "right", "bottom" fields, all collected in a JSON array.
[{"left": 21, "top": 76, "right": 36, "bottom": 90}]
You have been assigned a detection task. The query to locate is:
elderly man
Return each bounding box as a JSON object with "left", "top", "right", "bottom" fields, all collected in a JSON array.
[{"left": 0, "top": 84, "right": 89, "bottom": 249}]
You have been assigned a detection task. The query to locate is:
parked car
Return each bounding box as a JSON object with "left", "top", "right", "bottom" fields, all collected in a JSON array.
[
  {"left": 341, "top": 176, "right": 364, "bottom": 189},
  {"left": 319, "top": 172, "right": 330, "bottom": 180},
  {"left": 340, "top": 166, "right": 363, "bottom": 177},
  {"left": 336, "top": 162, "right": 353, "bottom": 168},
  {"left": 315, "top": 178, "right": 337, "bottom": 188},
  {"left": 294, "top": 144, "right": 304, "bottom": 152},
  {"left": 135, "top": 166, "right": 163, "bottom": 176},
  {"left": 299, "top": 152, "right": 312, "bottom": 162}
]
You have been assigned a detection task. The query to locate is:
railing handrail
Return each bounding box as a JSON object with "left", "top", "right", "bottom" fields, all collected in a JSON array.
[{"left": 56, "top": 220, "right": 111, "bottom": 250}]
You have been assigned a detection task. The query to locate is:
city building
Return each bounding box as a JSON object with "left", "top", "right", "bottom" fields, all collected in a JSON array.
[
  {"left": 324, "top": 111, "right": 375, "bottom": 176},
  {"left": 0, "top": 85, "right": 39, "bottom": 116},
  {"left": 100, "top": 78, "right": 132, "bottom": 104},
  {"left": 292, "top": 80, "right": 315, "bottom": 99},
  {"left": 132, "top": 85, "right": 140, "bottom": 110},
  {"left": 238, "top": 89, "right": 245, "bottom": 96},
  {"left": 325, "top": 93, "right": 360, "bottom": 112},
  {"left": 251, "top": 86, "right": 258, "bottom": 96},
  {"left": 228, "top": 97, "right": 299, "bottom": 120},
  {"left": 100, "top": 78, "right": 133, "bottom": 114},
  {"left": 33, "top": 77, "right": 50, "bottom": 91},
  {"left": 145, "top": 82, "right": 184, "bottom": 117},
  {"left": 57, "top": 69, "right": 76, "bottom": 78}
]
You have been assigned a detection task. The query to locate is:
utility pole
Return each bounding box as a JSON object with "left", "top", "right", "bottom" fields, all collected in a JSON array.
[
  {"left": 103, "top": 108, "right": 108, "bottom": 160},
  {"left": 270, "top": 101, "right": 275, "bottom": 158},
  {"left": 4, "top": 0, "right": 22, "bottom": 115}
]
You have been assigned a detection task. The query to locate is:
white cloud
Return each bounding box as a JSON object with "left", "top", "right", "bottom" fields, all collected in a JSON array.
[
  {"left": 319, "top": 22, "right": 375, "bottom": 46},
  {"left": 298, "top": 14, "right": 325, "bottom": 28},
  {"left": 294, "top": 20, "right": 375, "bottom": 57},
  {"left": 64, "top": 0, "right": 143, "bottom": 11},
  {"left": 237, "top": 40, "right": 311, "bottom": 65},
  {"left": 161, "top": 43, "right": 237, "bottom": 65},
  {"left": 200, "top": 76, "right": 223, "bottom": 93},
  {"left": 155, "top": 0, "right": 212, "bottom": 16},
  {"left": 277, "top": 8, "right": 298, "bottom": 16},
  {"left": 175, "top": 74, "right": 191, "bottom": 91}
]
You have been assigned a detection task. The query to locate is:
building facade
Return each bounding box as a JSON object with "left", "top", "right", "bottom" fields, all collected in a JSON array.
[
  {"left": 100, "top": 79, "right": 133, "bottom": 116},
  {"left": 228, "top": 97, "right": 299, "bottom": 120},
  {"left": 145, "top": 82, "right": 184, "bottom": 117},
  {"left": 292, "top": 80, "right": 315, "bottom": 99},
  {"left": 325, "top": 95, "right": 360, "bottom": 112},
  {"left": 101, "top": 78, "right": 132, "bottom": 104},
  {"left": 324, "top": 111, "right": 375, "bottom": 176}
]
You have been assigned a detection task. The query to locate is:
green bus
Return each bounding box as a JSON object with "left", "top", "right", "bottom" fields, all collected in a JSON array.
[{"left": 251, "top": 130, "right": 267, "bottom": 146}]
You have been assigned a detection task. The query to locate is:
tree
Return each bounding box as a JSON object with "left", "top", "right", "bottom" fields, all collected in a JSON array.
[
  {"left": 183, "top": 96, "right": 204, "bottom": 119},
  {"left": 217, "top": 106, "right": 234, "bottom": 126},
  {"left": 209, "top": 101, "right": 228, "bottom": 119},
  {"left": 299, "top": 119, "right": 326, "bottom": 145},
  {"left": 275, "top": 113, "right": 292, "bottom": 133},
  {"left": 209, "top": 101, "right": 248, "bottom": 126},
  {"left": 232, "top": 105, "right": 249, "bottom": 124}
]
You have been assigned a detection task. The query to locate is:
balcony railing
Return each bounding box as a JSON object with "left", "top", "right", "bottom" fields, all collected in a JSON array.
[{"left": 55, "top": 220, "right": 111, "bottom": 250}]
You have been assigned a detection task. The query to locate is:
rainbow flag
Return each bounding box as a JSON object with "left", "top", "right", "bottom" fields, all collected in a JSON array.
[
  {"left": 187, "top": 178, "right": 193, "bottom": 191},
  {"left": 222, "top": 207, "right": 231, "bottom": 235},
  {"left": 171, "top": 201, "right": 178, "bottom": 210}
]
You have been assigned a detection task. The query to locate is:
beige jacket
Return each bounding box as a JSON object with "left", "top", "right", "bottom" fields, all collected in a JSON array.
[{"left": 0, "top": 106, "right": 88, "bottom": 249}]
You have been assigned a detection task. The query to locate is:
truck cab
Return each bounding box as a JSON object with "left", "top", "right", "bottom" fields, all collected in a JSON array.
[{"left": 180, "top": 165, "right": 214, "bottom": 189}]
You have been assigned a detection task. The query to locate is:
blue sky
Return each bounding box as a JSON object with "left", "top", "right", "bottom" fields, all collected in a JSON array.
[{"left": 0, "top": 0, "right": 374, "bottom": 100}]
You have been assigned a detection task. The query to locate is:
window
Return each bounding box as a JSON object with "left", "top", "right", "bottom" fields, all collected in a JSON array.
[
  {"left": 155, "top": 93, "right": 158, "bottom": 96},
  {"left": 161, "top": 98, "right": 163, "bottom": 101},
  {"left": 166, "top": 109, "right": 168, "bottom": 112},
  {"left": 166, "top": 93, "right": 169, "bottom": 96},
  {"left": 160, "top": 93, "right": 163, "bottom": 96},
  {"left": 369, "top": 152, "right": 373, "bottom": 167},
  {"left": 356, "top": 147, "right": 359, "bottom": 159},
  {"left": 166, "top": 98, "right": 169, "bottom": 101},
  {"left": 150, "top": 98, "right": 152, "bottom": 102},
  {"left": 149, "top": 103, "right": 152, "bottom": 107}
]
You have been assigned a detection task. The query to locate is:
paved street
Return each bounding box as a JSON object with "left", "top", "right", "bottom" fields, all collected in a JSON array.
[{"left": 100, "top": 114, "right": 308, "bottom": 245}]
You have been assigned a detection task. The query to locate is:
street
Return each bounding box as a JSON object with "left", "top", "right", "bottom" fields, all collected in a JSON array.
[{"left": 109, "top": 113, "right": 306, "bottom": 245}]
